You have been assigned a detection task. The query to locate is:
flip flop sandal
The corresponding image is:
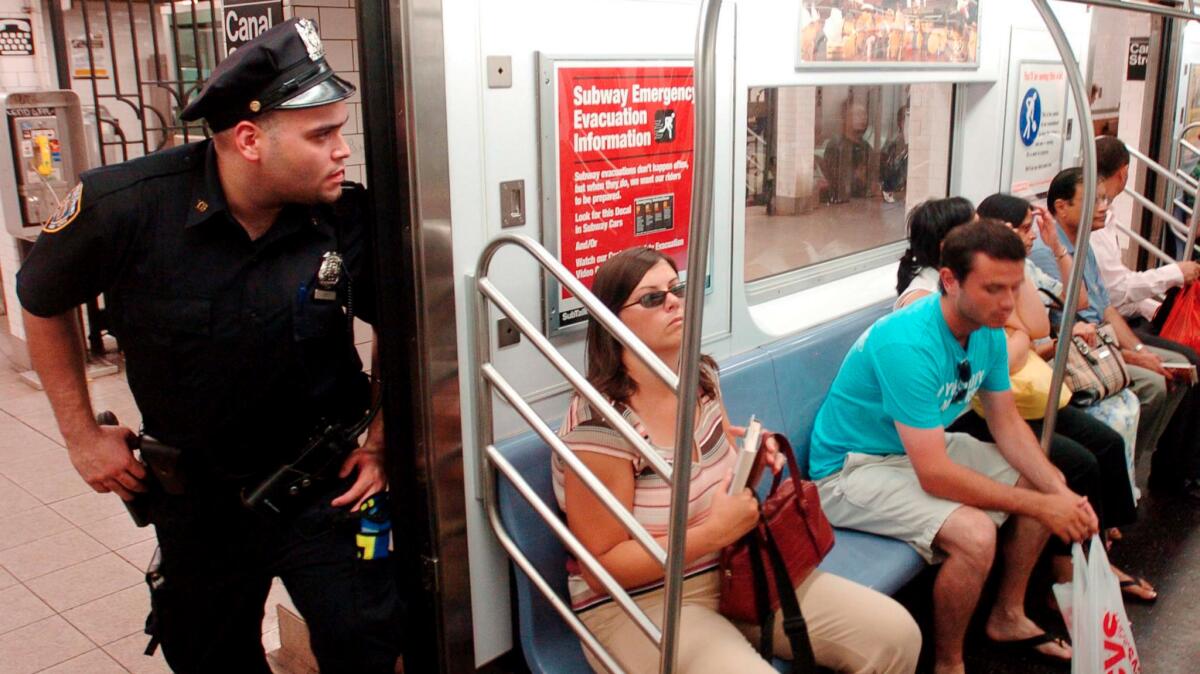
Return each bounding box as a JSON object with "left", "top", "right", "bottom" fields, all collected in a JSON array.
[
  {"left": 991, "top": 633, "right": 1072, "bottom": 668},
  {"left": 1119, "top": 576, "right": 1158, "bottom": 604}
]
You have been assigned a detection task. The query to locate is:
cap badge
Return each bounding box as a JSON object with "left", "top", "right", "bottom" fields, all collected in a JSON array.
[
  {"left": 249, "top": 100, "right": 261, "bottom": 112},
  {"left": 295, "top": 18, "right": 325, "bottom": 62}
]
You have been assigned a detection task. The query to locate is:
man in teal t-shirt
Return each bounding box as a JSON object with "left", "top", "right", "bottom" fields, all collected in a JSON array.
[
  {"left": 807, "top": 291, "right": 1010, "bottom": 480},
  {"left": 809, "top": 220, "right": 1097, "bottom": 673}
]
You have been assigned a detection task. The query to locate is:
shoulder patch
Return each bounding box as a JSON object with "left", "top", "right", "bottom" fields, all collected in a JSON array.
[{"left": 42, "top": 183, "right": 83, "bottom": 234}]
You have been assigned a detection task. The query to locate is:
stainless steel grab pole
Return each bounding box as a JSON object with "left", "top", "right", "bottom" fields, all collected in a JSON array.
[
  {"left": 660, "top": 0, "right": 722, "bottom": 671},
  {"left": 1034, "top": 0, "right": 1098, "bottom": 449}
]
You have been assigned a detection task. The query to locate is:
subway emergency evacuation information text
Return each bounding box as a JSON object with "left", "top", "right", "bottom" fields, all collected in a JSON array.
[{"left": 555, "top": 65, "right": 694, "bottom": 325}]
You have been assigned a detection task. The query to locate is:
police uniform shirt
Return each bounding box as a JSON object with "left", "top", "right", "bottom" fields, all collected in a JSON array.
[{"left": 17, "top": 140, "right": 377, "bottom": 478}]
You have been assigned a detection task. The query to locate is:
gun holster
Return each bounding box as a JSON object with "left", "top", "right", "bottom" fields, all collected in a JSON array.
[{"left": 96, "top": 412, "right": 185, "bottom": 528}]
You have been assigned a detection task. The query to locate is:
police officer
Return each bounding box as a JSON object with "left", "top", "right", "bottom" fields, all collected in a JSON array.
[{"left": 16, "top": 19, "right": 400, "bottom": 674}]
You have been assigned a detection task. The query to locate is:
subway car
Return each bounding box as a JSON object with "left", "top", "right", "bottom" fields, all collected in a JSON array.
[{"left": 1, "top": 0, "right": 1199, "bottom": 672}]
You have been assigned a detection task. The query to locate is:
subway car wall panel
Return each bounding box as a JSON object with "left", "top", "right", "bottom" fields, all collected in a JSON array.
[{"left": 3, "top": 0, "right": 1200, "bottom": 672}]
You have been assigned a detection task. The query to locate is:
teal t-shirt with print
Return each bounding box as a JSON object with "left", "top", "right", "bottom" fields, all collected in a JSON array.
[{"left": 807, "top": 293, "right": 1011, "bottom": 480}]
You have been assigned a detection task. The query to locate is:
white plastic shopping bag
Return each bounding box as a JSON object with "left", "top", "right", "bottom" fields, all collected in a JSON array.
[{"left": 1054, "top": 535, "right": 1141, "bottom": 674}]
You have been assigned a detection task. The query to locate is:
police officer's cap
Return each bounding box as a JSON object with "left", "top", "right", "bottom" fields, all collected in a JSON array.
[{"left": 180, "top": 18, "right": 355, "bottom": 132}]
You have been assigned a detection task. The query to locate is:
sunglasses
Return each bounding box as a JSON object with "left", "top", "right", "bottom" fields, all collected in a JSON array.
[
  {"left": 951, "top": 359, "right": 971, "bottom": 404},
  {"left": 622, "top": 282, "right": 687, "bottom": 310}
]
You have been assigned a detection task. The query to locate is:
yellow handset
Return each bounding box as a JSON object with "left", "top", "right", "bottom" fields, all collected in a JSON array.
[{"left": 33, "top": 136, "right": 53, "bottom": 177}]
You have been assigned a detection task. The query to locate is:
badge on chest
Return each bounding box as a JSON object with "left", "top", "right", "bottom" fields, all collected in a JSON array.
[{"left": 313, "top": 251, "right": 343, "bottom": 302}]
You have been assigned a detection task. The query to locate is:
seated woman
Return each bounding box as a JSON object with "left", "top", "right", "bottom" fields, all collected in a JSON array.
[
  {"left": 895, "top": 197, "right": 976, "bottom": 309},
  {"left": 554, "top": 247, "right": 921, "bottom": 673},
  {"left": 964, "top": 193, "right": 1154, "bottom": 603}
]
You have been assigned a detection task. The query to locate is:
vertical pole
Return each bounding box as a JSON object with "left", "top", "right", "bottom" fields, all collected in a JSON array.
[
  {"left": 1033, "top": 0, "right": 1097, "bottom": 448},
  {"left": 660, "top": 1, "right": 721, "bottom": 671}
]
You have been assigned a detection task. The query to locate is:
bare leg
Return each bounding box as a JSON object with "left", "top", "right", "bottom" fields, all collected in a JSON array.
[
  {"left": 1052, "top": 555, "right": 1155, "bottom": 602},
  {"left": 930, "top": 506, "right": 997, "bottom": 674},
  {"left": 985, "top": 478, "right": 1070, "bottom": 661}
]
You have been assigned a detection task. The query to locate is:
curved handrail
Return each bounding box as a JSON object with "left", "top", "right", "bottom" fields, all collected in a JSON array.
[
  {"left": 1033, "top": 0, "right": 1098, "bottom": 448},
  {"left": 1055, "top": 0, "right": 1200, "bottom": 22},
  {"left": 477, "top": 234, "right": 679, "bottom": 391},
  {"left": 1127, "top": 142, "right": 1197, "bottom": 198},
  {"left": 473, "top": 235, "right": 679, "bottom": 673}
]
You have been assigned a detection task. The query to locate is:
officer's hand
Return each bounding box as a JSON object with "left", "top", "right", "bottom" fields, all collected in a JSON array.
[
  {"left": 331, "top": 440, "right": 386, "bottom": 510},
  {"left": 68, "top": 425, "right": 146, "bottom": 501}
]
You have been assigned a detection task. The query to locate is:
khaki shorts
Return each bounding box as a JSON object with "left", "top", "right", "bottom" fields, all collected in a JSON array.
[{"left": 815, "top": 433, "right": 1021, "bottom": 563}]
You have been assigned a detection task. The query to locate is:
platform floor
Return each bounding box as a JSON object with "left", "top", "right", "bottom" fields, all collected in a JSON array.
[{"left": 0, "top": 362, "right": 302, "bottom": 673}]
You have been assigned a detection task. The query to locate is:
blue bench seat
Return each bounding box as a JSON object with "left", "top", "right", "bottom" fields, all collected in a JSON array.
[{"left": 494, "top": 301, "right": 925, "bottom": 673}]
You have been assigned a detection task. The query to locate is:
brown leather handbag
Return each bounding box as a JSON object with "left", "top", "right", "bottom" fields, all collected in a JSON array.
[{"left": 718, "top": 434, "right": 835, "bottom": 666}]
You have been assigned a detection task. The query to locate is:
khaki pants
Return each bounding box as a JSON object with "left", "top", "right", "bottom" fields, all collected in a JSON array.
[
  {"left": 815, "top": 434, "right": 1021, "bottom": 564},
  {"left": 578, "top": 569, "right": 920, "bottom": 674}
]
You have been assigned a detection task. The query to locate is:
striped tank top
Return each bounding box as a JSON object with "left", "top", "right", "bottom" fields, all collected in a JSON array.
[{"left": 551, "top": 378, "right": 736, "bottom": 612}]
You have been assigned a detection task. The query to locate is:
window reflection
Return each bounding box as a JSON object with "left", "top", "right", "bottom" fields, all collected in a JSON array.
[{"left": 745, "top": 83, "right": 954, "bottom": 282}]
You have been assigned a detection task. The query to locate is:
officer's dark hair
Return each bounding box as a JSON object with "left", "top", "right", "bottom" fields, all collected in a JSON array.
[
  {"left": 896, "top": 196, "right": 976, "bottom": 295},
  {"left": 213, "top": 110, "right": 282, "bottom": 142},
  {"left": 1095, "top": 136, "right": 1131, "bottom": 179},
  {"left": 976, "top": 193, "right": 1031, "bottom": 229},
  {"left": 586, "top": 247, "right": 717, "bottom": 406},
  {"left": 1047, "top": 167, "right": 1083, "bottom": 216},
  {"left": 939, "top": 218, "right": 1026, "bottom": 294}
]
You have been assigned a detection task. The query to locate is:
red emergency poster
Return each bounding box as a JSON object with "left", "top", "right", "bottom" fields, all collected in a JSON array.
[{"left": 544, "top": 61, "right": 695, "bottom": 332}]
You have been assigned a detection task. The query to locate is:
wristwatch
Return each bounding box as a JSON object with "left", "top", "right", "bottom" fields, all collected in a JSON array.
[{"left": 1133, "top": 343, "right": 1146, "bottom": 353}]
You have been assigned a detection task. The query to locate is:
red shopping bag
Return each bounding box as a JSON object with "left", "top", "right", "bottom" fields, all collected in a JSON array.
[{"left": 1160, "top": 283, "right": 1200, "bottom": 353}]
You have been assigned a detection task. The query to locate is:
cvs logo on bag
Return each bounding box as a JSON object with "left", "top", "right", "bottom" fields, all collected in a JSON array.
[{"left": 1102, "top": 611, "right": 1141, "bottom": 673}]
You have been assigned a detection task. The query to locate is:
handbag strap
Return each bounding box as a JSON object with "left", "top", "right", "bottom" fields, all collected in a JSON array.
[
  {"left": 760, "top": 518, "right": 817, "bottom": 670},
  {"left": 766, "top": 433, "right": 805, "bottom": 495},
  {"left": 746, "top": 529, "right": 776, "bottom": 658}
]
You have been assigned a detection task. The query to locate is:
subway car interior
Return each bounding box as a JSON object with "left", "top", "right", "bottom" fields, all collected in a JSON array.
[{"left": 2, "top": 0, "right": 1200, "bottom": 672}]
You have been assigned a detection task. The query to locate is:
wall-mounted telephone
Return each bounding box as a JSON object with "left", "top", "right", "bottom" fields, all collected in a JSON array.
[{"left": 1, "top": 91, "right": 88, "bottom": 240}]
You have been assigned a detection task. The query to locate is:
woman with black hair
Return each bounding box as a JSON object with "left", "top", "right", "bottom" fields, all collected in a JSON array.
[{"left": 895, "top": 197, "right": 976, "bottom": 309}]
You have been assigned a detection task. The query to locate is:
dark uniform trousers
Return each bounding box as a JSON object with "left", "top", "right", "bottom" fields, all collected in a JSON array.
[{"left": 151, "top": 478, "right": 401, "bottom": 674}]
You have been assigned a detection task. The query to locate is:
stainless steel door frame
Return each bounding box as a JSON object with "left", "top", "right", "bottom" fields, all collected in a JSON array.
[{"left": 357, "top": 0, "right": 474, "bottom": 672}]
